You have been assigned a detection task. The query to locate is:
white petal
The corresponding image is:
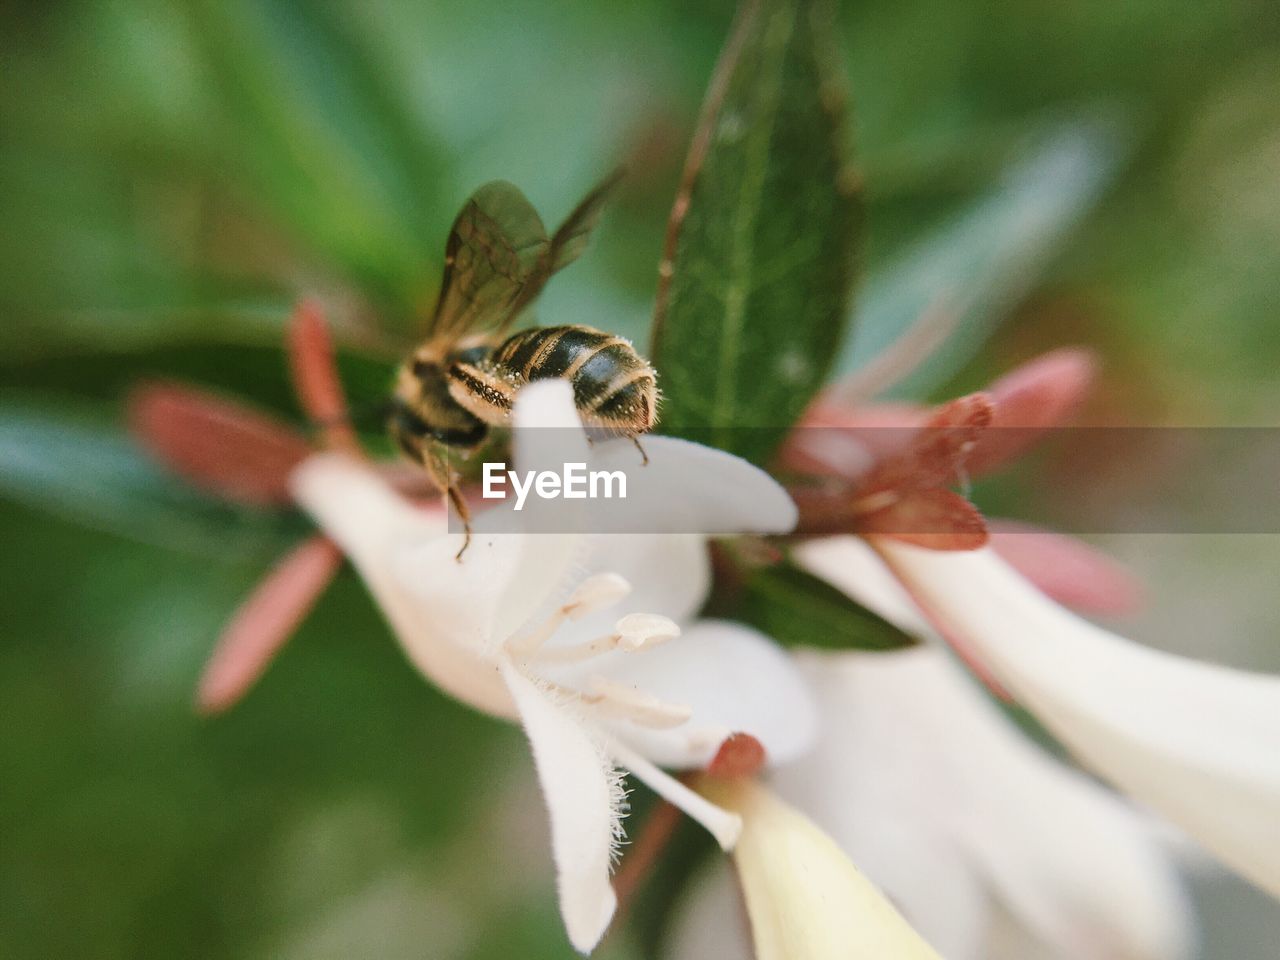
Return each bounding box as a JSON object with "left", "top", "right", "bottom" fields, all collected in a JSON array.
[
  {"left": 960, "top": 765, "right": 1194, "bottom": 960},
  {"left": 290, "top": 453, "right": 447, "bottom": 547},
  {"left": 493, "top": 383, "right": 795, "bottom": 537},
  {"left": 880, "top": 542, "right": 1280, "bottom": 901},
  {"left": 512, "top": 379, "right": 592, "bottom": 473},
  {"left": 397, "top": 525, "right": 584, "bottom": 658},
  {"left": 383, "top": 385, "right": 587, "bottom": 659},
  {"left": 939, "top": 685, "right": 1194, "bottom": 958},
  {"left": 841, "top": 822, "right": 988, "bottom": 960},
  {"left": 459, "top": 381, "right": 625, "bottom": 636},
  {"left": 542, "top": 533, "right": 711, "bottom": 655},
  {"left": 290, "top": 453, "right": 515, "bottom": 717},
  {"left": 500, "top": 660, "right": 621, "bottom": 954},
  {"left": 796, "top": 536, "right": 1018, "bottom": 694},
  {"left": 553, "top": 619, "right": 819, "bottom": 769},
  {"left": 793, "top": 535, "right": 935, "bottom": 636},
  {"left": 818, "top": 646, "right": 1192, "bottom": 958},
  {"left": 577, "top": 435, "right": 798, "bottom": 535},
  {"left": 773, "top": 650, "right": 990, "bottom": 959},
  {"left": 777, "top": 647, "right": 1194, "bottom": 958},
  {"left": 484, "top": 381, "right": 595, "bottom": 545},
  {"left": 593, "top": 533, "right": 710, "bottom": 625}
]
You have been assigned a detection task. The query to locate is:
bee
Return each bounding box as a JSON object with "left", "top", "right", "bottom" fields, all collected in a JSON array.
[{"left": 390, "top": 174, "right": 658, "bottom": 555}]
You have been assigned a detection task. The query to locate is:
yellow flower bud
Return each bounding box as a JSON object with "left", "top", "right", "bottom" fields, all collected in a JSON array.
[{"left": 701, "top": 777, "right": 942, "bottom": 960}]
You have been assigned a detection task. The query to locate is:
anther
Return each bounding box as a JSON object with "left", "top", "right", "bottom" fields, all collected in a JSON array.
[
  {"left": 532, "top": 614, "right": 680, "bottom": 664},
  {"left": 615, "top": 613, "right": 680, "bottom": 650}
]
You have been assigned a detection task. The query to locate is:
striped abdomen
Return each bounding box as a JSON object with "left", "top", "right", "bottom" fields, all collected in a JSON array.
[{"left": 448, "top": 325, "right": 658, "bottom": 433}]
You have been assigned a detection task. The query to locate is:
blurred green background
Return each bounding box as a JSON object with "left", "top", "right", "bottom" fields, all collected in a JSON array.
[{"left": 2, "top": 0, "right": 1279, "bottom": 957}]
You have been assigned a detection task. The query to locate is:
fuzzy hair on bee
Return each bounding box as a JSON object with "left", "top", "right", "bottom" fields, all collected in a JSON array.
[{"left": 389, "top": 173, "right": 657, "bottom": 556}]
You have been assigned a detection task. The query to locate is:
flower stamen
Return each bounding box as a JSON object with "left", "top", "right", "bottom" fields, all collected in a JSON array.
[
  {"left": 607, "top": 739, "right": 742, "bottom": 850},
  {"left": 531, "top": 635, "right": 627, "bottom": 664},
  {"left": 525, "top": 613, "right": 680, "bottom": 669},
  {"left": 583, "top": 677, "right": 693, "bottom": 728},
  {"left": 506, "top": 573, "right": 634, "bottom": 656},
  {"left": 564, "top": 573, "right": 633, "bottom": 618}
]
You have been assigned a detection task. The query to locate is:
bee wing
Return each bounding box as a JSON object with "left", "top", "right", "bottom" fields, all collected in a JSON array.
[
  {"left": 429, "top": 181, "right": 550, "bottom": 337},
  {"left": 547, "top": 167, "right": 624, "bottom": 271},
  {"left": 504, "top": 169, "right": 624, "bottom": 322}
]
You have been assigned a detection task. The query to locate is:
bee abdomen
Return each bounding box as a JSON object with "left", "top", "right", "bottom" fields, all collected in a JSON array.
[
  {"left": 494, "top": 326, "right": 657, "bottom": 432},
  {"left": 491, "top": 326, "right": 604, "bottom": 379},
  {"left": 586, "top": 367, "right": 657, "bottom": 431}
]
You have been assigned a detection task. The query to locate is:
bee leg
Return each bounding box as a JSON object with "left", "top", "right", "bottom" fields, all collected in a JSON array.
[
  {"left": 423, "top": 446, "right": 473, "bottom": 561},
  {"left": 630, "top": 435, "right": 649, "bottom": 466},
  {"left": 448, "top": 484, "right": 473, "bottom": 561}
]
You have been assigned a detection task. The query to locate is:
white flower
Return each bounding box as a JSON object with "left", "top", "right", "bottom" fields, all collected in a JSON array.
[
  {"left": 773, "top": 645, "right": 1194, "bottom": 959},
  {"left": 871, "top": 540, "right": 1280, "bottom": 902},
  {"left": 289, "top": 381, "right": 818, "bottom": 953},
  {"left": 670, "top": 637, "right": 1193, "bottom": 960},
  {"left": 799, "top": 535, "right": 1280, "bottom": 906}
]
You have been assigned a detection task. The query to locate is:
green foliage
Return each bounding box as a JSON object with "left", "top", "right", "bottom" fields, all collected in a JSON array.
[
  {"left": 183, "top": 0, "right": 451, "bottom": 320},
  {"left": 2, "top": 0, "right": 1280, "bottom": 955},
  {"left": 628, "top": 808, "right": 719, "bottom": 960},
  {"left": 0, "top": 398, "right": 299, "bottom": 557},
  {"left": 0, "top": 503, "right": 513, "bottom": 960},
  {"left": 650, "top": 0, "right": 862, "bottom": 465},
  {"left": 732, "top": 560, "right": 917, "bottom": 653},
  {"left": 839, "top": 116, "right": 1126, "bottom": 397}
]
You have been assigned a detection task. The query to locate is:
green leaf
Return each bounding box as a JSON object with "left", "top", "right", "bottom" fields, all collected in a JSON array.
[
  {"left": 836, "top": 116, "right": 1127, "bottom": 398},
  {"left": 650, "top": 0, "right": 862, "bottom": 465},
  {"left": 733, "top": 560, "right": 917, "bottom": 653},
  {"left": 0, "top": 150, "right": 293, "bottom": 358},
  {"left": 0, "top": 397, "right": 297, "bottom": 557},
  {"left": 183, "top": 0, "right": 451, "bottom": 320}
]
